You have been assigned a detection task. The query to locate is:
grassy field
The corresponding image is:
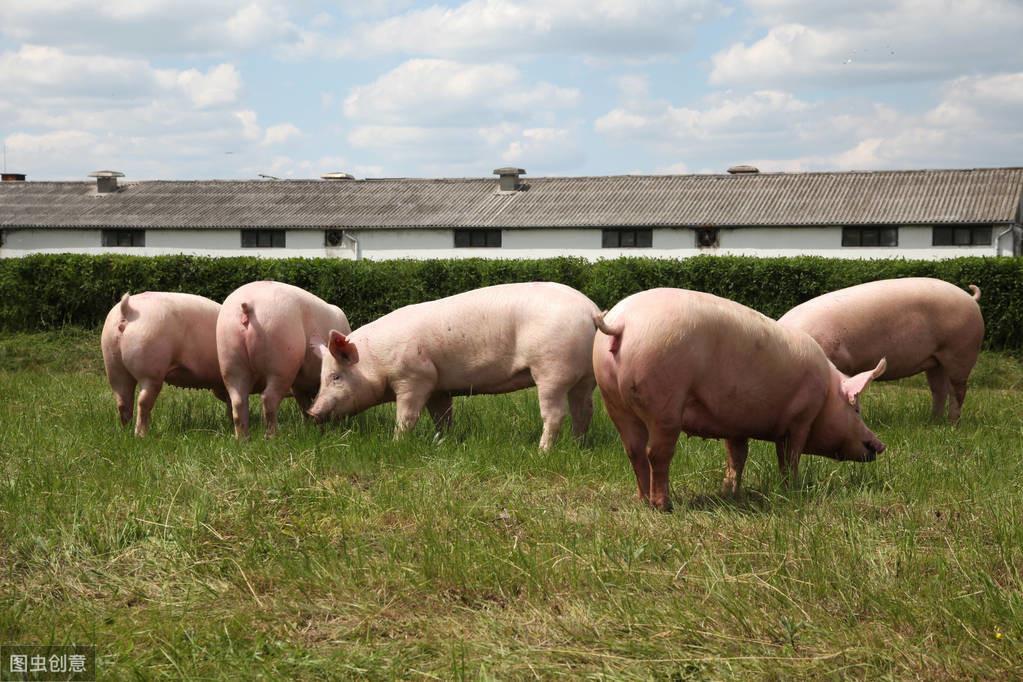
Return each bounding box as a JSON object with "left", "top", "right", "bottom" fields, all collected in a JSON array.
[{"left": 1, "top": 329, "right": 1022, "bottom": 679}]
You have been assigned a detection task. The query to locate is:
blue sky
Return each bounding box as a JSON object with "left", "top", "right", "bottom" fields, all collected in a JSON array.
[{"left": 2, "top": 0, "right": 1021, "bottom": 180}]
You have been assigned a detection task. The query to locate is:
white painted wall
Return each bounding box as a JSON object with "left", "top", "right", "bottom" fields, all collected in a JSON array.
[
  {"left": 351, "top": 226, "right": 1001, "bottom": 260},
  {"left": 0, "top": 229, "right": 356, "bottom": 259},
  {"left": 714, "top": 225, "right": 999, "bottom": 259},
  {"left": 0, "top": 225, "right": 1007, "bottom": 260},
  {"left": 3, "top": 229, "right": 102, "bottom": 251}
]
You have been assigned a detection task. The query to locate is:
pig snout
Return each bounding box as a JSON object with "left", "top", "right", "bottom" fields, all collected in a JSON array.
[
  {"left": 861, "top": 438, "right": 886, "bottom": 461},
  {"left": 306, "top": 404, "right": 328, "bottom": 424}
]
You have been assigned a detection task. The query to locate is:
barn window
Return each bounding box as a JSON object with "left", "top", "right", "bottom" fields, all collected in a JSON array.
[
  {"left": 325, "top": 229, "right": 345, "bottom": 247},
  {"left": 454, "top": 229, "right": 502, "bottom": 247},
  {"left": 932, "top": 225, "right": 992, "bottom": 246},
  {"left": 841, "top": 227, "right": 898, "bottom": 247},
  {"left": 241, "top": 229, "right": 286, "bottom": 248},
  {"left": 102, "top": 229, "right": 146, "bottom": 247},
  {"left": 602, "top": 229, "right": 653, "bottom": 248},
  {"left": 695, "top": 227, "right": 719, "bottom": 248}
]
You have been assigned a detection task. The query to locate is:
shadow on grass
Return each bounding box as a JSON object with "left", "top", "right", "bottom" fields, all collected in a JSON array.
[{"left": 682, "top": 487, "right": 775, "bottom": 515}]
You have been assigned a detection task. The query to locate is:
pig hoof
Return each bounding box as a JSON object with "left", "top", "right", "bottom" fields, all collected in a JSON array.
[
  {"left": 720, "top": 485, "right": 741, "bottom": 499},
  {"left": 650, "top": 499, "right": 674, "bottom": 513}
]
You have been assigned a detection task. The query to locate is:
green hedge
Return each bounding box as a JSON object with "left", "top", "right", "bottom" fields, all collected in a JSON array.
[{"left": 1, "top": 254, "right": 1020, "bottom": 349}]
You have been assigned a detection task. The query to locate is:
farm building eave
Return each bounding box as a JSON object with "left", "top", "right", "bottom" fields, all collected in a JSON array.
[{"left": 2, "top": 167, "right": 1022, "bottom": 231}]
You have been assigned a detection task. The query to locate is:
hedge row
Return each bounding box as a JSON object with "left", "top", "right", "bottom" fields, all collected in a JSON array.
[{"left": 1, "top": 254, "right": 1021, "bottom": 349}]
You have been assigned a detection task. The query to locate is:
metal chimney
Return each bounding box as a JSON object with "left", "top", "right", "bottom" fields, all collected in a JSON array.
[
  {"left": 89, "top": 170, "right": 124, "bottom": 193},
  {"left": 727, "top": 165, "right": 760, "bottom": 175},
  {"left": 321, "top": 172, "right": 355, "bottom": 181},
  {"left": 2, "top": 173, "right": 26, "bottom": 182},
  {"left": 493, "top": 167, "right": 526, "bottom": 192}
]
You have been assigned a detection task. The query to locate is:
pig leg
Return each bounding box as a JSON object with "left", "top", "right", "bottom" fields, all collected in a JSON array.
[
  {"left": 427, "top": 393, "right": 454, "bottom": 432},
  {"left": 947, "top": 376, "right": 969, "bottom": 424},
  {"left": 260, "top": 376, "right": 292, "bottom": 438},
  {"left": 292, "top": 390, "right": 314, "bottom": 422},
  {"left": 134, "top": 378, "right": 164, "bottom": 437},
  {"left": 721, "top": 438, "right": 749, "bottom": 497},
  {"left": 394, "top": 389, "right": 430, "bottom": 438},
  {"left": 108, "top": 371, "right": 137, "bottom": 428},
  {"left": 645, "top": 425, "right": 682, "bottom": 512},
  {"left": 212, "top": 385, "right": 233, "bottom": 426},
  {"left": 567, "top": 378, "right": 596, "bottom": 440},
  {"left": 226, "top": 379, "right": 253, "bottom": 439},
  {"left": 537, "top": 382, "right": 572, "bottom": 451},
  {"left": 603, "top": 398, "right": 651, "bottom": 502},
  {"left": 775, "top": 427, "right": 809, "bottom": 488},
  {"left": 925, "top": 366, "right": 951, "bottom": 421}
]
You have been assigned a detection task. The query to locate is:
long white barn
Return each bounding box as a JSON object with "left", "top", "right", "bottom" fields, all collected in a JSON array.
[{"left": 1, "top": 166, "right": 1021, "bottom": 260}]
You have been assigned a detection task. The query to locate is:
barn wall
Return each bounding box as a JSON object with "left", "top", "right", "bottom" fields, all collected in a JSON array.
[{"left": 0, "top": 226, "right": 1003, "bottom": 259}]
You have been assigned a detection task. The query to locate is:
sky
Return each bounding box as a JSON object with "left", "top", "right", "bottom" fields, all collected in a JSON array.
[{"left": 1, "top": 0, "right": 1021, "bottom": 181}]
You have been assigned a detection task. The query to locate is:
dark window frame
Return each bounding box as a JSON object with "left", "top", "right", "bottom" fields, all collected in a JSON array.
[
  {"left": 695, "top": 226, "right": 719, "bottom": 248},
  {"left": 932, "top": 225, "right": 993, "bottom": 247},
  {"left": 453, "top": 229, "right": 502, "bottom": 248},
  {"left": 241, "top": 229, "right": 286, "bottom": 248},
  {"left": 325, "top": 229, "right": 345, "bottom": 247},
  {"left": 101, "top": 229, "right": 146, "bottom": 247},
  {"left": 602, "top": 228, "right": 653, "bottom": 248},
  {"left": 841, "top": 226, "right": 898, "bottom": 247}
]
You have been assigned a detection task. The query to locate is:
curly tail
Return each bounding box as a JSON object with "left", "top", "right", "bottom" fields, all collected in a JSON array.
[
  {"left": 594, "top": 310, "right": 624, "bottom": 354},
  {"left": 968, "top": 284, "right": 981, "bottom": 302},
  {"left": 119, "top": 292, "right": 131, "bottom": 314}
]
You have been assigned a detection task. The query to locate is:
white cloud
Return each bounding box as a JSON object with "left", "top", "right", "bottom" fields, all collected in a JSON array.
[
  {"left": 0, "top": 45, "right": 282, "bottom": 180},
  {"left": 594, "top": 71, "right": 1023, "bottom": 171},
  {"left": 0, "top": 0, "right": 304, "bottom": 56},
  {"left": 159, "top": 63, "right": 241, "bottom": 108},
  {"left": 261, "top": 123, "right": 301, "bottom": 146},
  {"left": 711, "top": 0, "right": 1023, "bottom": 87},
  {"left": 290, "top": 0, "right": 727, "bottom": 59},
  {"left": 235, "top": 110, "right": 262, "bottom": 141},
  {"left": 500, "top": 127, "right": 584, "bottom": 168},
  {"left": 0, "top": 45, "right": 240, "bottom": 108},
  {"left": 232, "top": 110, "right": 300, "bottom": 145},
  {"left": 342, "top": 58, "right": 585, "bottom": 175},
  {"left": 348, "top": 123, "right": 583, "bottom": 176},
  {"left": 596, "top": 90, "right": 810, "bottom": 149},
  {"left": 250, "top": 155, "right": 382, "bottom": 179},
  {"left": 344, "top": 59, "right": 578, "bottom": 126}
]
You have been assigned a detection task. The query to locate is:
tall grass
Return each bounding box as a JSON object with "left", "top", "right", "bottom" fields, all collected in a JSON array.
[{"left": 1, "top": 331, "right": 1021, "bottom": 679}]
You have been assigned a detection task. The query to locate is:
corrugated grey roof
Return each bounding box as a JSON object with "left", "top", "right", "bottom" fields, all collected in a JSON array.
[{"left": 2, "top": 168, "right": 1021, "bottom": 230}]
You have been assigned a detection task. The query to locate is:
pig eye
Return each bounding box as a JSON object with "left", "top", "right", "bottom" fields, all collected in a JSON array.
[{"left": 330, "top": 373, "right": 341, "bottom": 383}]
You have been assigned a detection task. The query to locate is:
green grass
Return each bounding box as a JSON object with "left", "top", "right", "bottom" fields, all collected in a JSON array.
[{"left": 1, "top": 330, "right": 1022, "bottom": 679}]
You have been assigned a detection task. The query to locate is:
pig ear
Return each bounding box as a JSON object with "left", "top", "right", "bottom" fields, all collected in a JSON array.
[
  {"left": 842, "top": 357, "right": 887, "bottom": 404},
  {"left": 328, "top": 329, "right": 359, "bottom": 364}
]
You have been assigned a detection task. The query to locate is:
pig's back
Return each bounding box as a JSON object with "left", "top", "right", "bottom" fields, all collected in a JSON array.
[
  {"left": 358, "top": 282, "right": 597, "bottom": 390},
  {"left": 104, "top": 292, "right": 222, "bottom": 386},
  {"left": 601, "top": 288, "right": 829, "bottom": 440},
  {"left": 778, "top": 278, "right": 983, "bottom": 378}
]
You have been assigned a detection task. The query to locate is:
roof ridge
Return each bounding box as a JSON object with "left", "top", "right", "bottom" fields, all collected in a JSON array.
[{"left": 5, "top": 167, "right": 1023, "bottom": 184}]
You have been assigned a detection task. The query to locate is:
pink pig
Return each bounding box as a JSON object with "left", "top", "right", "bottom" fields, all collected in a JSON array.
[
  {"left": 101, "top": 291, "right": 228, "bottom": 436},
  {"left": 217, "top": 281, "right": 351, "bottom": 438},
  {"left": 306, "top": 282, "right": 599, "bottom": 450},
  {"left": 778, "top": 278, "right": 984, "bottom": 423},
  {"left": 593, "top": 288, "right": 886, "bottom": 511}
]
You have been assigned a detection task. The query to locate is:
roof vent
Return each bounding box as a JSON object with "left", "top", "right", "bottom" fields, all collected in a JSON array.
[
  {"left": 727, "top": 165, "right": 759, "bottom": 175},
  {"left": 321, "top": 172, "right": 355, "bottom": 181},
  {"left": 2, "top": 173, "right": 26, "bottom": 182},
  {"left": 494, "top": 167, "right": 526, "bottom": 192},
  {"left": 89, "top": 170, "right": 124, "bottom": 193}
]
